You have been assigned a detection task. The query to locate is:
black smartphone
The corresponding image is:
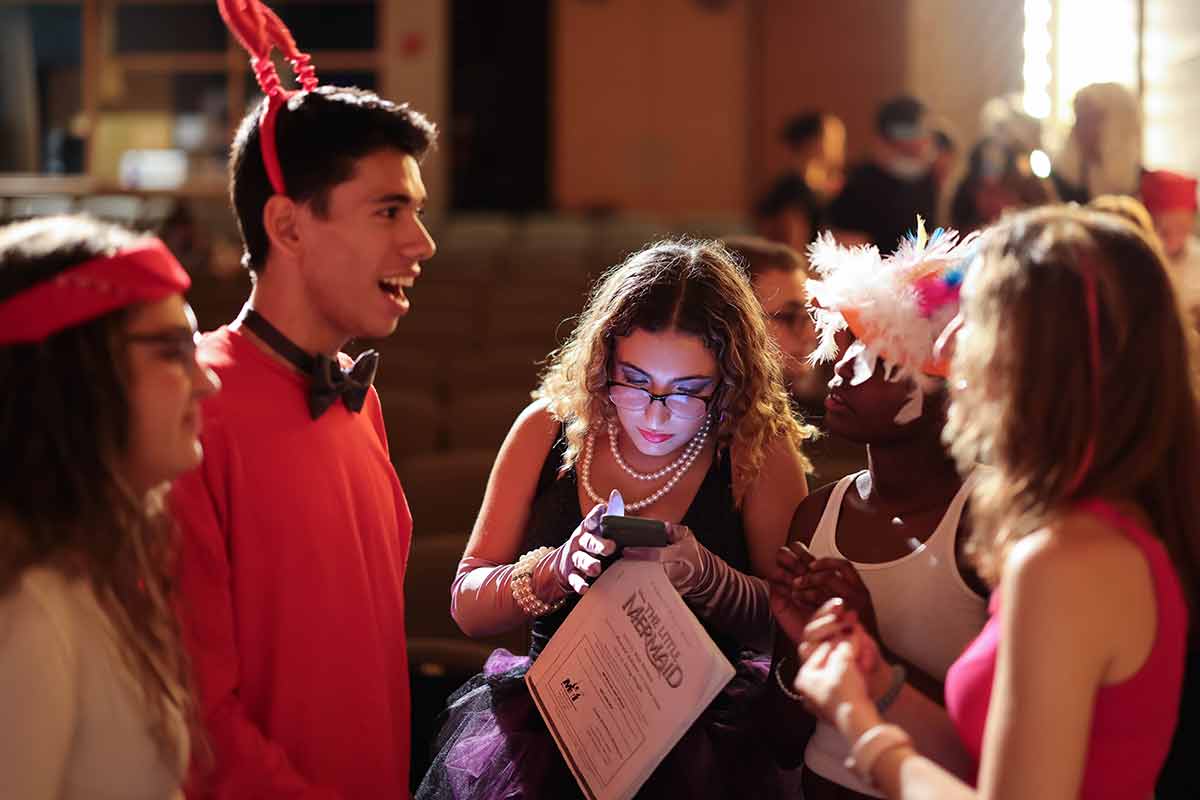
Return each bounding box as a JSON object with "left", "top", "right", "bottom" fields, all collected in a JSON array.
[{"left": 600, "top": 515, "right": 669, "bottom": 548}]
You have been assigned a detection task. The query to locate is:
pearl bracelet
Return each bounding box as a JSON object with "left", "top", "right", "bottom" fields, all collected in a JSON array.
[
  {"left": 772, "top": 656, "right": 807, "bottom": 704},
  {"left": 511, "top": 546, "right": 566, "bottom": 618}
]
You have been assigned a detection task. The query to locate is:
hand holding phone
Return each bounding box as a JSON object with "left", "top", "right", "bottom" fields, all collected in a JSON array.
[{"left": 600, "top": 515, "right": 669, "bottom": 549}]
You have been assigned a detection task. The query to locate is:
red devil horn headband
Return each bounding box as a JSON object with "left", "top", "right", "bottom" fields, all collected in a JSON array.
[{"left": 216, "top": 0, "right": 319, "bottom": 196}]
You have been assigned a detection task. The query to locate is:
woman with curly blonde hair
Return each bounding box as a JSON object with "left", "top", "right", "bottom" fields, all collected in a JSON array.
[{"left": 417, "top": 238, "right": 815, "bottom": 799}]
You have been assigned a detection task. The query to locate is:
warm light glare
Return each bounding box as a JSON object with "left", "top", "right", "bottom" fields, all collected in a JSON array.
[
  {"left": 1022, "top": 0, "right": 1053, "bottom": 119},
  {"left": 1055, "top": 0, "right": 1138, "bottom": 121},
  {"left": 1026, "top": 93, "right": 1052, "bottom": 120},
  {"left": 1023, "top": 0, "right": 1139, "bottom": 127},
  {"left": 1024, "top": 0, "right": 1052, "bottom": 26},
  {"left": 1030, "top": 149, "right": 1052, "bottom": 178}
]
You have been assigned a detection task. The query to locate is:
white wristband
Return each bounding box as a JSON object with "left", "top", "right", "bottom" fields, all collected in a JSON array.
[{"left": 844, "top": 723, "right": 913, "bottom": 786}]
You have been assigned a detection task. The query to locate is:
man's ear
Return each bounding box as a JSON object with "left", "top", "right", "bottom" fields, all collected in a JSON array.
[{"left": 263, "top": 195, "right": 304, "bottom": 262}]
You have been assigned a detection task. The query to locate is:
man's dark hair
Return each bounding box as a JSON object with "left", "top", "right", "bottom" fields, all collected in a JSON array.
[
  {"left": 230, "top": 85, "right": 438, "bottom": 273},
  {"left": 720, "top": 235, "right": 805, "bottom": 281},
  {"left": 781, "top": 112, "right": 825, "bottom": 149}
]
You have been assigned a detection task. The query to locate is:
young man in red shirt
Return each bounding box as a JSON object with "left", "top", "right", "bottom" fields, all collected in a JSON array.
[{"left": 171, "top": 85, "right": 437, "bottom": 799}]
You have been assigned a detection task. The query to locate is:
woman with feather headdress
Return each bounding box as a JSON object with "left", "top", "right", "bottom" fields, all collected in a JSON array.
[{"left": 767, "top": 218, "right": 990, "bottom": 799}]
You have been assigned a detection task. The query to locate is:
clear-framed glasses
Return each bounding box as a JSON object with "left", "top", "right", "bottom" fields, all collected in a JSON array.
[{"left": 606, "top": 381, "right": 715, "bottom": 420}]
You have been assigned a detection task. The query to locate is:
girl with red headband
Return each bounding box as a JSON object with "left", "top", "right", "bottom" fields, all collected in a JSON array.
[
  {"left": 789, "top": 206, "right": 1199, "bottom": 800},
  {"left": 0, "top": 215, "right": 220, "bottom": 798}
]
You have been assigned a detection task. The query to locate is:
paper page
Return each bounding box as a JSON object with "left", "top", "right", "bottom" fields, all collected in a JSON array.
[{"left": 526, "top": 560, "right": 735, "bottom": 800}]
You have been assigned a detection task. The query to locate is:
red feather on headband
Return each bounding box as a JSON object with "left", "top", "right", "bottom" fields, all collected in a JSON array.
[{"left": 215, "top": 0, "right": 319, "bottom": 196}]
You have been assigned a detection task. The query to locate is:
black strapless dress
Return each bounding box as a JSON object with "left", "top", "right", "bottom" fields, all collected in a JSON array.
[{"left": 415, "top": 430, "right": 798, "bottom": 799}]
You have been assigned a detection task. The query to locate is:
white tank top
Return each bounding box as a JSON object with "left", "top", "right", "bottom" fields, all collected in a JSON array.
[{"left": 803, "top": 471, "right": 988, "bottom": 795}]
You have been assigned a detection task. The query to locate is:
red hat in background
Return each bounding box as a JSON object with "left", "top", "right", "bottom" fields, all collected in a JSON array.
[{"left": 1140, "top": 169, "right": 1198, "bottom": 215}]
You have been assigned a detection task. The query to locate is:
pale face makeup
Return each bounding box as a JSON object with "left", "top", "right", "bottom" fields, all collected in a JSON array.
[{"left": 609, "top": 328, "right": 719, "bottom": 459}]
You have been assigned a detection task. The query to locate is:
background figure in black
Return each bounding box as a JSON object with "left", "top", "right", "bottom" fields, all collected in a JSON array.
[
  {"left": 829, "top": 95, "right": 937, "bottom": 251},
  {"left": 777, "top": 111, "right": 847, "bottom": 206}
]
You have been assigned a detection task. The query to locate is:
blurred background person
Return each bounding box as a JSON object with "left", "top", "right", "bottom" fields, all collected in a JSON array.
[
  {"left": 756, "top": 111, "right": 844, "bottom": 252},
  {"left": 721, "top": 234, "right": 822, "bottom": 410},
  {"left": 949, "top": 95, "right": 1055, "bottom": 233},
  {"left": 950, "top": 139, "right": 1055, "bottom": 234},
  {"left": 1139, "top": 169, "right": 1200, "bottom": 325},
  {"left": 1050, "top": 82, "right": 1142, "bottom": 204},
  {"left": 721, "top": 234, "right": 865, "bottom": 490},
  {"left": 778, "top": 111, "right": 847, "bottom": 206},
  {"left": 830, "top": 95, "right": 939, "bottom": 251}
]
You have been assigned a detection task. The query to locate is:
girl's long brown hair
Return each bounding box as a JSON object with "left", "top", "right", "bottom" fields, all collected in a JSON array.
[
  {"left": 0, "top": 216, "right": 192, "bottom": 768},
  {"left": 536, "top": 238, "right": 815, "bottom": 504},
  {"left": 945, "top": 206, "right": 1200, "bottom": 622}
]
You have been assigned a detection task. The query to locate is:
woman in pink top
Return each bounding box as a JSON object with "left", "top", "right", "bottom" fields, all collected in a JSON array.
[{"left": 788, "top": 205, "right": 1198, "bottom": 799}]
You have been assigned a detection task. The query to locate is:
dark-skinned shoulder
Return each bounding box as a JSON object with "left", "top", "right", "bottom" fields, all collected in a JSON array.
[{"left": 786, "top": 479, "right": 840, "bottom": 548}]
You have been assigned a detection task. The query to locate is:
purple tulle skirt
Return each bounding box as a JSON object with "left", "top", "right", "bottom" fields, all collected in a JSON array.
[{"left": 414, "top": 648, "right": 802, "bottom": 800}]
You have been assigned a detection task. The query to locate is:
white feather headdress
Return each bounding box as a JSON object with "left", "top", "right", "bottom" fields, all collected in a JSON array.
[{"left": 805, "top": 217, "right": 979, "bottom": 391}]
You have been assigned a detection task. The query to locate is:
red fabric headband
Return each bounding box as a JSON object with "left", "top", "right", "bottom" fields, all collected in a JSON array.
[
  {"left": 216, "top": 0, "right": 319, "bottom": 196},
  {"left": 0, "top": 239, "right": 191, "bottom": 345}
]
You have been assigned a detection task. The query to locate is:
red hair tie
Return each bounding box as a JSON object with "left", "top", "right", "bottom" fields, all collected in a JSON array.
[{"left": 216, "top": 0, "right": 319, "bottom": 196}]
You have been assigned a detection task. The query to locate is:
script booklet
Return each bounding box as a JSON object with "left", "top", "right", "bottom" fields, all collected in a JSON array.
[{"left": 525, "top": 559, "right": 736, "bottom": 800}]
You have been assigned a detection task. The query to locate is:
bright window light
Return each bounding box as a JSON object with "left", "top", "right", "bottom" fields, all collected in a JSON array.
[
  {"left": 1023, "top": 0, "right": 1139, "bottom": 129},
  {"left": 1022, "top": 0, "right": 1053, "bottom": 120}
]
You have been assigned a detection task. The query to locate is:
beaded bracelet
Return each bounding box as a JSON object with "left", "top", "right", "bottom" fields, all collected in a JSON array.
[
  {"left": 511, "top": 546, "right": 567, "bottom": 618},
  {"left": 772, "top": 655, "right": 807, "bottom": 704}
]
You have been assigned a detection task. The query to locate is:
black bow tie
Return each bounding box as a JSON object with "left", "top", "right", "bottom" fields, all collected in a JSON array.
[{"left": 238, "top": 308, "right": 379, "bottom": 420}]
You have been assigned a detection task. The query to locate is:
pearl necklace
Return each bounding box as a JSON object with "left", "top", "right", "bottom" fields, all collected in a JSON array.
[
  {"left": 581, "top": 419, "right": 710, "bottom": 512},
  {"left": 608, "top": 417, "right": 710, "bottom": 480}
]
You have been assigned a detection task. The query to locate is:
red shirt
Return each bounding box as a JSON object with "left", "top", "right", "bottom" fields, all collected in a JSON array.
[
  {"left": 945, "top": 500, "right": 1188, "bottom": 799},
  {"left": 172, "top": 327, "right": 412, "bottom": 799}
]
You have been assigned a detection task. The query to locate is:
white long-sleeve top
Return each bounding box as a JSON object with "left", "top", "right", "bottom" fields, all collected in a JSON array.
[{"left": 0, "top": 565, "right": 188, "bottom": 800}]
